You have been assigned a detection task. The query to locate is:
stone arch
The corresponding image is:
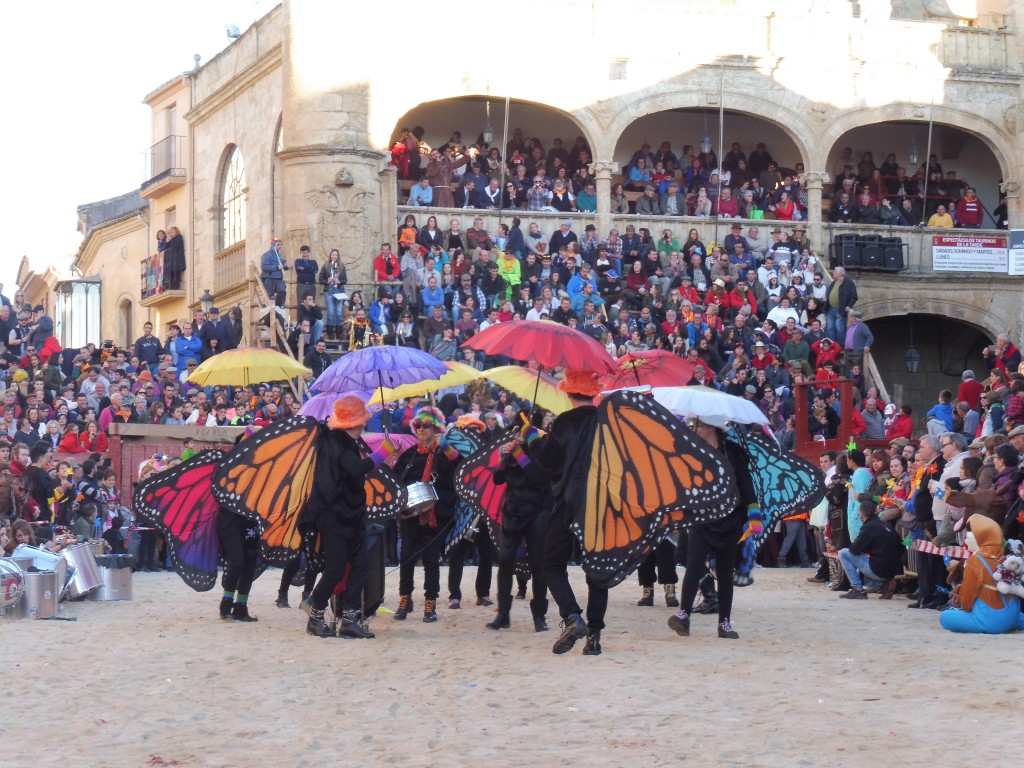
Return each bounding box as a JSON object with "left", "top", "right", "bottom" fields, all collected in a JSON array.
[
  {"left": 387, "top": 95, "right": 600, "bottom": 169},
  {"left": 116, "top": 294, "right": 134, "bottom": 348},
  {"left": 818, "top": 105, "right": 1013, "bottom": 181},
  {"left": 216, "top": 144, "right": 248, "bottom": 252},
  {"left": 856, "top": 297, "right": 1007, "bottom": 341},
  {"left": 590, "top": 87, "right": 814, "bottom": 170}
]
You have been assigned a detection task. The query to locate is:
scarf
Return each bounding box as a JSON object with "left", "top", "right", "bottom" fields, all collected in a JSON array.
[{"left": 417, "top": 444, "right": 438, "bottom": 528}]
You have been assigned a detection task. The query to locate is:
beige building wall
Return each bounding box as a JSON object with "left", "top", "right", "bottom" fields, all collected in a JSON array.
[{"left": 76, "top": 215, "right": 148, "bottom": 348}]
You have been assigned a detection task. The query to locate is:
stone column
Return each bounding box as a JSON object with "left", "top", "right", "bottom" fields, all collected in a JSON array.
[
  {"left": 801, "top": 171, "right": 829, "bottom": 263},
  {"left": 593, "top": 160, "right": 620, "bottom": 236},
  {"left": 1000, "top": 180, "right": 1019, "bottom": 229}
]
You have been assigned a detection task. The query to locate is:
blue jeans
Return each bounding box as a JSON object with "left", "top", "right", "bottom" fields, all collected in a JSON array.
[
  {"left": 310, "top": 319, "right": 324, "bottom": 344},
  {"left": 325, "top": 291, "right": 344, "bottom": 327},
  {"left": 827, "top": 308, "right": 846, "bottom": 343},
  {"left": 838, "top": 548, "right": 884, "bottom": 591}
]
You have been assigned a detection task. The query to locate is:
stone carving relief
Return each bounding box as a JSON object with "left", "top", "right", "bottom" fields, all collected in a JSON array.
[
  {"left": 305, "top": 185, "right": 375, "bottom": 271},
  {"left": 808, "top": 102, "right": 829, "bottom": 124},
  {"left": 1004, "top": 105, "right": 1017, "bottom": 136}
]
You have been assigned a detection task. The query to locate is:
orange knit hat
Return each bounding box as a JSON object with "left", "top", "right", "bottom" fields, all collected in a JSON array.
[
  {"left": 559, "top": 369, "right": 604, "bottom": 397},
  {"left": 329, "top": 395, "right": 372, "bottom": 430}
]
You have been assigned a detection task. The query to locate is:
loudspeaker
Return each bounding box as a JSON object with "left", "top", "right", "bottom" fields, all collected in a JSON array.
[
  {"left": 883, "top": 245, "right": 904, "bottom": 270},
  {"left": 860, "top": 241, "right": 883, "bottom": 268},
  {"left": 835, "top": 233, "right": 860, "bottom": 268}
]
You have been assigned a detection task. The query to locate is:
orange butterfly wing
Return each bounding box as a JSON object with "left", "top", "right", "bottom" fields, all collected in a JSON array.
[
  {"left": 364, "top": 466, "right": 407, "bottom": 523},
  {"left": 570, "top": 391, "right": 737, "bottom": 588},
  {"left": 213, "top": 416, "right": 321, "bottom": 564}
]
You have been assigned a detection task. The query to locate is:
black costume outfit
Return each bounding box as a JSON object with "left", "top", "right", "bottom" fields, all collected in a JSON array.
[
  {"left": 491, "top": 448, "right": 552, "bottom": 626},
  {"left": 298, "top": 429, "right": 376, "bottom": 615},
  {"left": 447, "top": 526, "right": 495, "bottom": 603},
  {"left": 533, "top": 405, "right": 608, "bottom": 630},
  {"left": 679, "top": 439, "right": 757, "bottom": 624},
  {"left": 216, "top": 506, "right": 261, "bottom": 620},
  {"left": 393, "top": 444, "right": 460, "bottom": 601}
]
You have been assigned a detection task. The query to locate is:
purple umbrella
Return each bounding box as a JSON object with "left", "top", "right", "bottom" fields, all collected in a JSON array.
[
  {"left": 313, "top": 346, "right": 449, "bottom": 394},
  {"left": 298, "top": 390, "right": 372, "bottom": 421}
]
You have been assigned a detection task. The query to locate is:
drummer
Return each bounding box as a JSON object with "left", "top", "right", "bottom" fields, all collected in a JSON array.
[{"left": 392, "top": 407, "right": 463, "bottom": 623}]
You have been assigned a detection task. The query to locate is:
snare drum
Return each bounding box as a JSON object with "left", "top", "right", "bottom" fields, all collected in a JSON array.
[{"left": 403, "top": 481, "right": 439, "bottom": 519}]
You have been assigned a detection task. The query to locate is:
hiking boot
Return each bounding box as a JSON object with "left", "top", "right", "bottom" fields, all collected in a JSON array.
[
  {"left": 275, "top": 595, "right": 290, "bottom": 608},
  {"left": 486, "top": 613, "right": 510, "bottom": 630},
  {"left": 841, "top": 588, "right": 868, "bottom": 600},
  {"left": 395, "top": 594, "right": 412, "bottom": 621},
  {"left": 693, "top": 598, "right": 718, "bottom": 615},
  {"left": 306, "top": 608, "right": 336, "bottom": 638},
  {"left": 338, "top": 610, "right": 375, "bottom": 639},
  {"left": 533, "top": 615, "right": 548, "bottom": 632},
  {"left": 552, "top": 613, "right": 587, "bottom": 654},
  {"left": 664, "top": 584, "right": 679, "bottom": 608},
  {"left": 423, "top": 598, "right": 438, "bottom": 623},
  {"left": 582, "top": 631, "right": 602, "bottom": 656},
  {"left": 476, "top": 595, "right": 495, "bottom": 607},
  {"left": 219, "top": 597, "right": 233, "bottom": 620},
  {"left": 718, "top": 619, "right": 739, "bottom": 639},
  {"left": 448, "top": 598, "right": 461, "bottom": 610},
  {"left": 231, "top": 603, "right": 258, "bottom": 622},
  {"left": 668, "top": 611, "right": 690, "bottom": 636},
  {"left": 806, "top": 575, "right": 827, "bottom": 584},
  {"left": 636, "top": 586, "right": 654, "bottom": 606}
]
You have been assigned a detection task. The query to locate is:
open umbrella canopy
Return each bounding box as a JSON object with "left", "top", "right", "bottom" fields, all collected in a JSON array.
[
  {"left": 484, "top": 365, "right": 573, "bottom": 415},
  {"left": 649, "top": 386, "right": 769, "bottom": 428},
  {"left": 186, "top": 347, "right": 310, "bottom": 387},
  {"left": 604, "top": 351, "right": 695, "bottom": 390},
  {"left": 298, "top": 390, "right": 373, "bottom": 420},
  {"left": 367, "top": 361, "right": 482, "bottom": 406},
  {"left": 313, "top": 346, "right": 449, "bottom": 394},
  {"left": 461, "top": 319, "right": 616, "bottom": 374}
]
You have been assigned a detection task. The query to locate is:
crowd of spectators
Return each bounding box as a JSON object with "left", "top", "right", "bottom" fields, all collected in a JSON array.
[{"left": 390, "top": 127, "right": 1004, "bottom": 228}]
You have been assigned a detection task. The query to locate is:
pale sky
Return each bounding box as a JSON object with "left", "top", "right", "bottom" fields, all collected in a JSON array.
[{"left": 0, "top": 1, "right": 269, "bottom": 295}]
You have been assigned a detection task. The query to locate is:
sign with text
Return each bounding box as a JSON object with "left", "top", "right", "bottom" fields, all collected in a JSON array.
[
  {"left": 1009, "top": 230, "right": 1024, "bottom": 276},
  {"left": 931, "top": 235, "right": 1007, "bottom": 273}
]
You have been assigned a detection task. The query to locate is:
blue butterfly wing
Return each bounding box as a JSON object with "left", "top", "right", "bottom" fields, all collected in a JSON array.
[
  {"left": 444, "top": 426, "right": 482, "bottom": 459},
  {"left": 444, "top": 500, "right": 481, "bottom": 558},
  {"left": 727, "top": 425, "right": 826, "bottom": 550}
]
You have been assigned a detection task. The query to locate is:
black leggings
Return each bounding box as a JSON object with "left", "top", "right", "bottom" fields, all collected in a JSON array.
[
  {"left": 399, "top": 517, "right": 444, "bottom": 599},
  {"left": 637, "top": 538, "right": 678, "bottom": 587},
  {"left": 680, "top": 525, "right": 742, "bottom": 623},
  {"left": 543, "top": 504, "right": 608, "bottom": 630},
  {"left": 447, "top": 526, "right": 495, "bottom": 600},
  {"left": 497, "top": 511, "right": 549, "bottom": 619},
  {"left": 279, "top": 554, "right": 319, "bottom": 598},
  {"left": 217, "top": 511, "right": 259, "bottom": 596},
  {"left": 310, "top": 517, "right": 367, "bottom": 613}
]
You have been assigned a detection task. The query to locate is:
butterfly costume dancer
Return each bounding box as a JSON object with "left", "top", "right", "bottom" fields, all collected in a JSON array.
[
  {"left": 299, "top": 395, "right": 398, "bottom": 638},
  {"left": 392, "top": 407, "right": 462, "bottom": 623}
]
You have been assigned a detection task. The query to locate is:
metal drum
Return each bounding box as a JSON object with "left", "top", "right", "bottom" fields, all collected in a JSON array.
[
  {"left": 0, "top": 558, "right": 25, "bottom": 612},
  {"left": 403, "top": 482, "right": 439, "bottom": 519},
  {"left": 86, "top": 540, "right": 106, "bottom": 558},
  {"left": 12, "top": 544, "right": 68, "bottom": 595},
  {"left": 89, "top": 554, "right": 134, "bottom": 601},
  {"left": 61, "top": 543, "right": 103, "bottom": 599},
  {"left": 11, "top": 571, "right": 60, "bottom": 619}
]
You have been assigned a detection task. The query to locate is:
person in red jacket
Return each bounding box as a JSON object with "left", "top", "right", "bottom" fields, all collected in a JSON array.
[
  {"left": 885, "top": 404, "right": 914, "bottom": 441},
  {"left": 957, "top": 369, "right": 984, "bottom": 411},
  {"left": 373, "top": 243, "right": 401, "bottom": 284},
  {"left": 811, "top": 337, "right": 841, "bottom": 368},
  {"left": 58, "top": 424, "right": 85, "bottom": 454},
  {"left": 954, "top": 187, "right": 984, "bottom": 229}
]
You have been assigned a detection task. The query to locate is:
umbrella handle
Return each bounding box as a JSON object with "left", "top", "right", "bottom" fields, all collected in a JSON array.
[
  {"left": 378, "top": 369, "right": 392, "bottom": 436},
  {"left": 526, "top": 365, "right": 543, "bottom": 425}
]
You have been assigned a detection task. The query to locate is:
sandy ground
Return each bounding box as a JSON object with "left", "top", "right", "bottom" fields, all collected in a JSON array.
[{"left": 3, "top": 565, "right": 1017, "bottom": 767}]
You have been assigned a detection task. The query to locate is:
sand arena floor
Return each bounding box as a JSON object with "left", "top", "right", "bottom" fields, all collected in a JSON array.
[{"left": 4, "top": 566, "right": 1014, "bottom": 767}]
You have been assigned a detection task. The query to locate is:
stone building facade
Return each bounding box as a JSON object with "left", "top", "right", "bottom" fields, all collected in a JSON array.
[{"left": 69, "top": 0, "right": 1024, "bottom": 395}]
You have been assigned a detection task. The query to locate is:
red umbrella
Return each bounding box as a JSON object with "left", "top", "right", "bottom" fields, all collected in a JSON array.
[
  {"left": 603, "top": 350, "right": 695, "bottom": 390},
  {"left": 462, "top": 319, "right": 617, "bottom": 374}
]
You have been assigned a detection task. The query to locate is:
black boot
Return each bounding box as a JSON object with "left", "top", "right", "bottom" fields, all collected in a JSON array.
[
  {"left": 552, "top": 613, "right": 587, "bottom": 654},
  {"left": 394, "top": 594, "right": 412, "bottom": 621},
  {"left": 423, "top": 598, "right": 437, "bottom": 623},
  {"left": 694, "top": 574, "right": 719, "bottom": 614},
  {"left": 275, "top": 593, "right": 290, "bottom": 608},
  {"left": 582, "top": 630, "right": 602, "bottom": 656},
  {"left": 533, "top": 615, "right": 548, "bottom": 632},
  {"left": 219, "top": 597, "right": 233, "bottom": 620},
  {"left": 668, "top": 610, "right": 690, "bottom": 636},
  {"left": 636, "top": 586, "right": 654, "bottom": 606},
  {"left": 338, "top": 610, "right": 375, "bottom": 639},
  {"left": 231, "top": 603, "right": 258, "bottom": 622},
  {"left": 486, "top": 612, "right": 510, "bottom": 630},
  {"left": 306, "top": 608, "right": 336, "bottom": 637}
]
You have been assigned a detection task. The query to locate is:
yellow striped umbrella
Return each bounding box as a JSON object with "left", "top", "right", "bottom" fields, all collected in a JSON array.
[
  {"left": 367, "top": 361, "right": 482, "bottom": 405},
  {"left": 484, "top": 365, "right": 572, "bottom": 415},
  {"left": 186, "top": 347, "right": 310, "bottom": 387}
]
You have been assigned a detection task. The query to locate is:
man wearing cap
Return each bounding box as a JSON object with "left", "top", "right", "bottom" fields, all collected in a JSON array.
[
  {"left": 766, "top": 227, "right": 798, "bottom": 268},
  {"left": 260, "top": 237, "right": 291, "bottom": 306},
  {"left": 548, "top": 220, "right": 579, "bottom": 253},
  {"left": 1007, "top": 425, "right": 1024, "bottom": 454},
  {"left": 636, "top": 185, "right": 662, "bottom": 216},
  {"left": 298, "top": 395, "right": 397, "bottom": 638},
  {"left": 200, "top": 307, "right": 230, "bottom": 352},
  {"left": 522, "top": 369, "right": 608, "bottom": 655},
  {"left": 29, "top": 305, "right": 54, "bottom": 348},
  {"left": 791, "top": 225, "right": 811, "bottom": 254}
]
